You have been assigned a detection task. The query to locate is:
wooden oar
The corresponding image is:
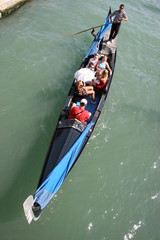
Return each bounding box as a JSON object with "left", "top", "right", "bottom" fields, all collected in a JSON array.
[{"left": 64, "top": 24, "right": 104, "bottom": 37}]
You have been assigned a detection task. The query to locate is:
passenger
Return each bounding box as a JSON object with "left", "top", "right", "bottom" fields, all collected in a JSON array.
[
  {"left": 87, "top": 62, "right": 95, "bottom": 72},
  {"left": 90, "top": 69, "right": 109, "bottom": 89},
  {"left": 75, "top": 80, "right": 96, "bottom": 104},
  {"left": 96, "top": 55, "right": 112, "bottom": 75},
  {"left": 68, "top": 99, "right": 91, "bottom": 124},
  {"left": 87, "top": 53, "right": 99, "bottom": 70}
]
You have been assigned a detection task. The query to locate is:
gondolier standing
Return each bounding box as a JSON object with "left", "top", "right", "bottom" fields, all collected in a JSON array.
[{"left": 107, "top": 4, "right": 128, "bottom": 44}]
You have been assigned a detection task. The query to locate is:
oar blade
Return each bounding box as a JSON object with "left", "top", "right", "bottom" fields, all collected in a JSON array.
[{"left": 64, "top": 33, "right": 74, "bottom": 37}]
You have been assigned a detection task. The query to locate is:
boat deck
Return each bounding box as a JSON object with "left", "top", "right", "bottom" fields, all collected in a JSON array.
[{"left": 98, "top": 29, "right": 118, "bottom": 56}]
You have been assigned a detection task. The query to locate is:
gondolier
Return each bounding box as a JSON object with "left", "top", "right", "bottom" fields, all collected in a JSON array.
[{"left": 107, "top": 4, "right": 128, "bottom": 44}]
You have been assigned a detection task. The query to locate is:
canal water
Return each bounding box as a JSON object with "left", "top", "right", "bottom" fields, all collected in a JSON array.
[{"left": 0, "top": 0, "right": 160, "bottom": 239}]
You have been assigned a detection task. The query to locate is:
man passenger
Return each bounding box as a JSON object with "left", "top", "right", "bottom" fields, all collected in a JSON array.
[{"left": 68, "top": 99, "right": 91, "bottom": 124}]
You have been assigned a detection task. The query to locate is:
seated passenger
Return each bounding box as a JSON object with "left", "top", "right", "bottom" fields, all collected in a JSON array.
[
  {"left": 68, "top": 99, "right": 91, "bottom": 124},
  {"left": 75, "top": 80, "right": 96, "bottom": 104},
  {"left": 96, "top": 55, "right": 112, "bottom": 75},
  {"left": 90, "top": 69, "right": 109, "bottom": 89},
  {"left": 87, "top": 62, "right": 95, "bottom": 72},
  {"left": 87, "top": 53, "right": 99, "bottom": 70}
]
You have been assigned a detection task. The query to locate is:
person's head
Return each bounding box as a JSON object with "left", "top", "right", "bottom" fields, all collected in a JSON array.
[
  {"left": 77, "top": 80, "right": 84, "bottom": 88},
  {"left": 88, "top": 62, "right": 95, "bottom": 71},
  {"left": 94, "top": 53, "right": 99, "bottom": 60},
  {"left": 119, "top": 4, "right": 124, "bottom": 12},
  {"left": 80, "top": 98, "right": 87, "bottom": 107},
  {"left": 102, "top": 55, "right": 107, "bottom": 62},
  {"left": 101, "top": 70, "right": 108, "bottom": 80}
]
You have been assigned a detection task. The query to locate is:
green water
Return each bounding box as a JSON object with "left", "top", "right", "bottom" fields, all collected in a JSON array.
[{"left": 0, "top": 0, "right": 160, "bottom": 239}]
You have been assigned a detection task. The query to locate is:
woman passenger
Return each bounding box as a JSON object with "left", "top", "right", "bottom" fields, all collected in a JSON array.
[
  {"left": 87, "top": 53, "right": 99, "bottom": 70},
  {"left": 90, "top": 69, "right": 109, "bottom": 89},
  {"left": 75, "top": 80, "right": 96, "bottom": 104},
  {"left": 96, "top": 55, "right": 112, "bottom": 75}
]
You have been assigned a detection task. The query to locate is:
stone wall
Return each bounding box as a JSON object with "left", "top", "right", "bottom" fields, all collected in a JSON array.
[{"left": 0, "top": 0, "right": 30, "bottom": 19}]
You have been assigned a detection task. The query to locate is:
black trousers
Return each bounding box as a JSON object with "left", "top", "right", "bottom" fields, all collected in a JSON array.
[{"left": 109, "top": 22, "right": 121, "bottom": 40}]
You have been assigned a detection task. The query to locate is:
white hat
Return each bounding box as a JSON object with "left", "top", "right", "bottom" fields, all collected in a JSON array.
[{"left": 80, "top": 98, "right": 87, "bottom": 105}]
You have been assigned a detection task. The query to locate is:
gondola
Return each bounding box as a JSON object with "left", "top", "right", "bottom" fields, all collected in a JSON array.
[{"left": 23, "top": 7, "right": 118, "bottom": 224}]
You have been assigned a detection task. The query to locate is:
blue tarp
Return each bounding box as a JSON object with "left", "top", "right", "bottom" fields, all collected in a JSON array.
[
  {"left": 85, "top": 13, "right": 112, "bottom": 58},
  {"left": 34, "top": 122, "right": 94, "bottom": 209}
]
